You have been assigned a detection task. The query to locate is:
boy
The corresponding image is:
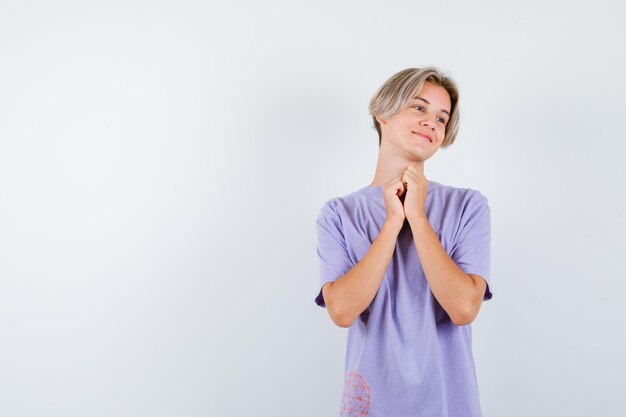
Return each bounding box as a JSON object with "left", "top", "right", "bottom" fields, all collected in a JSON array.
[{"left": 315, "top": 67, "right": 492, "bottom": 417}]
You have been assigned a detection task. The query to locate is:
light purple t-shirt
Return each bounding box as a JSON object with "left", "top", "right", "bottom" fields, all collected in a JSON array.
[{"left": 315, "top": 180, "right": 492, "bottom": 417}]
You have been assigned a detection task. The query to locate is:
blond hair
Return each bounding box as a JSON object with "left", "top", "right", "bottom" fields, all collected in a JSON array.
[{"left": 368, "top": 67, "right": 460, "bottom": 148}]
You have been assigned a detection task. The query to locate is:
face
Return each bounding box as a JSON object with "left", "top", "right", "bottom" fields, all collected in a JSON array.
[{"left": 376, "top": 82, "right": 452, "bottom": 161}]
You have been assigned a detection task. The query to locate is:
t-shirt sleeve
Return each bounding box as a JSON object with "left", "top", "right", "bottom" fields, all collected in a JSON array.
[
  {"left": 314, "top": 202, "right": 354, "bottom": 308},
  {"left": 450, "top": 191, "right": 493, "bottom": 301}
]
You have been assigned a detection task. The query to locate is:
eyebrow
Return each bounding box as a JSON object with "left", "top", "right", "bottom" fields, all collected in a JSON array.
[{"left": 413, "top": 96, "right": 450, "bottom": 116}]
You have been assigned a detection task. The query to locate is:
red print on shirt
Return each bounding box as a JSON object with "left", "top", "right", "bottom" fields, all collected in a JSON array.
[{"left": 341, "top": 371, "right": 370, "bottom": 417}]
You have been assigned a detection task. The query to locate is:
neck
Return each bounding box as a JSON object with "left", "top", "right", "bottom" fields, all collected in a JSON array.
[{"left": 368, "top": 141, "right": 426, "bottom": 187}]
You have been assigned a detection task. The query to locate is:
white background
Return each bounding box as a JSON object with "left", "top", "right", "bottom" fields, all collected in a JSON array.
[{"left": 1, "top": 1, "right": 625, "bottom": 416}]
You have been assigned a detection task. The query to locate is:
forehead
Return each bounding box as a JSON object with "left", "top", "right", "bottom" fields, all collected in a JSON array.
[{"left": 411, "top": 82, "right": 451, "bottom": 110}]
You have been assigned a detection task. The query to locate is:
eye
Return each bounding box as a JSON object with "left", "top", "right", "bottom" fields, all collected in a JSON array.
[{"left": 414, "top": 105, "right": 447, "bottom": 125}]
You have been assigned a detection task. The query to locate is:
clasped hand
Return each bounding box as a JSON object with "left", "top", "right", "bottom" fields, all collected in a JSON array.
[{"left": 382, "top": 164, "right": 429, "bottom": 225}]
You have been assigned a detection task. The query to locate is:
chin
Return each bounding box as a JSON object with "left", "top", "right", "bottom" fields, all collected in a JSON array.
[{"left": 413, "top": 151, "right": 435, "bottom": 162}]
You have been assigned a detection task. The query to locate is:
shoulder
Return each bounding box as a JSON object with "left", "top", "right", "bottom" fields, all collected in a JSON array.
[
  {"left": 430, "top": 180, "right": 489, "bottom": 207},
  {"left": 316, "top": 187, "right": 373, "bottom": 221}
]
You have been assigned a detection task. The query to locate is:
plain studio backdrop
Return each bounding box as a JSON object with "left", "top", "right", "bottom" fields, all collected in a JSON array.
[{"left": 1, "top": 0, "right": 625, "bottom": 416}]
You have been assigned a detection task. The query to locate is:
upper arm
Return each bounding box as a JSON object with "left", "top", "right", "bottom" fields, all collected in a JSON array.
[
  {"left": 469, "top": 274, "right": 487, "bottom": 309},
  {"left": 453, "top": 274, "right": 487, "bottom": 326},
  {"left": 314, "top": 203, "right": 354, "bottom": 310},
  {"left": 451, "top": 274, "right": 488, "bottom": 326},
  {"left": 451, "top": 192, "right": 493, "bottom": 302},
  {"left": 321, "top": 282, "right": 345, "bottom": 326},
  {"left": 321, "top": 282, "right": 333, "bottom": 309}
]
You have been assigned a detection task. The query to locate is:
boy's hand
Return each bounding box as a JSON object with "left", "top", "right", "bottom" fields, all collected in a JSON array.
[
  {"left": 401, "top": 165, "right": 429, "bottom": 223},
  {"left": 382, "top": 176, "right": 406, "bottom": 227}
]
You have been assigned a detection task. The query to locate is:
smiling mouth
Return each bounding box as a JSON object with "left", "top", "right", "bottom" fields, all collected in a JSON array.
[{"left": 412, "top": 132, "right": 432, "bottom": 142}]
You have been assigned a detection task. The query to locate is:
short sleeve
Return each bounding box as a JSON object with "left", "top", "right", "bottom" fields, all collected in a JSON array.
[
  {"left": 314, "top": 202, "right": 354, "bottom": 308},
  {"left": 450, "top": 192, "right": 493, "bottom": 301}
]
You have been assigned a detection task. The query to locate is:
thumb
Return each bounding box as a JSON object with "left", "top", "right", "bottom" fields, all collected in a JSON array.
[{"left": 395, "top": 180, "right": 405, "bottom": 197}]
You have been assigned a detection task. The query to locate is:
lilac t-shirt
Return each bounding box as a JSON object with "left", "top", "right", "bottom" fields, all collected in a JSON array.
[{"left": 315, "top": 180, "right": 492, "bottom": 417}]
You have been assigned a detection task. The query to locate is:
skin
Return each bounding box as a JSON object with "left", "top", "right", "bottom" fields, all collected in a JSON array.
[
  {"left": 323, "top": 81, "right": 487, "bottom": 327},
  {"left": 374, "top": 81, "right": 487, "bottom": 325}
]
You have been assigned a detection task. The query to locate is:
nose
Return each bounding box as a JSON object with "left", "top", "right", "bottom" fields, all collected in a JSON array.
[{"left": 420, "top": 117, "right": 436, "bottom": 131}]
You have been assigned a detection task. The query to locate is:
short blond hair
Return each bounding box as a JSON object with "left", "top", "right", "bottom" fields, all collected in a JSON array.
[{"left": 368, "top": 67, "right": 460, "bottom": 148}]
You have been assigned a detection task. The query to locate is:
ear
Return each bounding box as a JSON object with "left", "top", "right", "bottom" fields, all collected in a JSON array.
[{"left": 375, "top": 115, "right": 387, "bottom": 125}]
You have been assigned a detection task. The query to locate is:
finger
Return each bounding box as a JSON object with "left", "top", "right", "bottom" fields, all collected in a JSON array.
[
  {"left": 386, "top": 176, "right": 404, "bottom": 189},
  {"left": 403, "top": 172, "right": 416, "bottom": 185},
  {"left": 396, "top": 180, "right": 405, "bottom": 195},
  {"left": 402, "top": 174, "right": 414, "bottom": 190},
  {"left": 397, "top": 179, "right": 406, "bottom": 195},
  {"left": 408, "top": 165, "right": 423, "bottom": 175}
]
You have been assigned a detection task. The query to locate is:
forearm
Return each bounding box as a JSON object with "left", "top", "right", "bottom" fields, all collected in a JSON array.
[
  {"left": 408, "top": 216, "right": 475, "bottom": 325},
  {"left": 326, "top": 219, "right": 403, "bottom": 327}
]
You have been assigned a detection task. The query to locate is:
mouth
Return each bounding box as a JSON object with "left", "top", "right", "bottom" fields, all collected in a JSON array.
[{"left": 412, "top": 131, "right": 432, "bottom": 143}]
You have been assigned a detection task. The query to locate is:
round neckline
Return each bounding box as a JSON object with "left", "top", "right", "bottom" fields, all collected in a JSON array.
[
  {"left": 360, "top": 180, "right": 438, "bottom": 196},
  {"left": 360, "top": 184, "right": 383, "bottom": 196}
]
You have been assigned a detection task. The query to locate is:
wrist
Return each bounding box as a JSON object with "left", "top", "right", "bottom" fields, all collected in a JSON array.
[
  {"left": 407, "top": 215, "right": 429, "bottom": 227},
  {"left": 384, "top": 218, "right": 405, "bottom": 233}
]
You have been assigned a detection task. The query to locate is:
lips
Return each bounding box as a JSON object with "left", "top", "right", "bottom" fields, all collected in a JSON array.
[{"left": 412, "top": 131, "right": 432, "bottom": 142}]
